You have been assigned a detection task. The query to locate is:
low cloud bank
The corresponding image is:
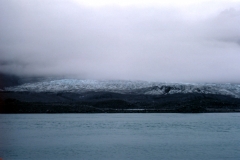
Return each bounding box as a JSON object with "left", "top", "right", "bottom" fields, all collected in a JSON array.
[{"left": 0, "top": 0, "right": 240, "bottom": 83}]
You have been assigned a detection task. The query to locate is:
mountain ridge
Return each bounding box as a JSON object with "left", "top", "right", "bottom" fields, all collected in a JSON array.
[
  {"left": 4, "top": 79, "right": 240, "bottom": 98},
  {"left": 1, "top": 79, "right": 240, "bottom": 113}
]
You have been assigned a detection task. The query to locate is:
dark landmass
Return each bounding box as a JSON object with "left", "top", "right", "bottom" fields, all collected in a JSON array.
[
  {"left": 1, "top": 72, "right": 240, "bottom": 113},
  {"left": 1, "top": 91, "right": 240, "bottom": 113}
]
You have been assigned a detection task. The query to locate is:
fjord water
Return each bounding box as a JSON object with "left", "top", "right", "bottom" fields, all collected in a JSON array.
[{"left": 0, "top": 114, "right": 239, "bottom": 160}]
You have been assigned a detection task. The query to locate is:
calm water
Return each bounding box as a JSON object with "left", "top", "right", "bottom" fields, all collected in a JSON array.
[{"left": 0, "top": 113, "right": 239, "bottom": 160}]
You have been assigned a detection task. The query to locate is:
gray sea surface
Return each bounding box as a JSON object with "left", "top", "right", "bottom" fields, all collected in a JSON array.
[{"left": 0, "top": 113, "right": 239, "bottom": 160}]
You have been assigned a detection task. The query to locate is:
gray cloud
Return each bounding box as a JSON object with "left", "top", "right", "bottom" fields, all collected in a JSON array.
[{"left": 0, "top": 0, "right": 240, "bottom": 83}]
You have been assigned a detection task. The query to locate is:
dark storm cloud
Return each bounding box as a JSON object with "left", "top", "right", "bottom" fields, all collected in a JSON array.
[{"left": 0, "top": 0, "right": 240, "bottom": 83}]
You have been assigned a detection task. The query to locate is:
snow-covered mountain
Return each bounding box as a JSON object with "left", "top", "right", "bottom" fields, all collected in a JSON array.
[{"left": 4, "top": 79, "right": 240, "bottom": 98}]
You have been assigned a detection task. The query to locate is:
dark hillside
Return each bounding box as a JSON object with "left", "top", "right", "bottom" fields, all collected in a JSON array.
[{"left": 1, "top": 91, "right": 240, "bottom": 113}]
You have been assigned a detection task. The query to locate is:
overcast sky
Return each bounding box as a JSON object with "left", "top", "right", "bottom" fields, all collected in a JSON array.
[{"left": 0, "top": 0, "right": 240, "bottom": 83}]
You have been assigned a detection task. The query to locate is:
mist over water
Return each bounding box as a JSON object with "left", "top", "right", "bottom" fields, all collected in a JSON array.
[{"left": 0, "top": 113, "right": 239, "bottom": 160}]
